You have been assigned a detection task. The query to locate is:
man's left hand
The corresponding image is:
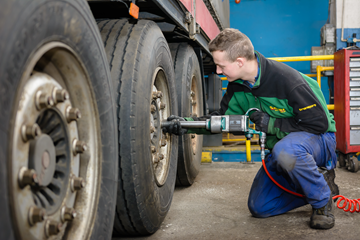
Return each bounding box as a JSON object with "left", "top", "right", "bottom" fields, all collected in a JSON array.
[
  {"left": 162, "top": 115, "right": 188, "bottom": 135},
  {"left": 250, "top": 112, "right": 270, "bottom": 133}
]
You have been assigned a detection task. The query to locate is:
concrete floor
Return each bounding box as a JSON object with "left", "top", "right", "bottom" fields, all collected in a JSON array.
[{"left": 117, "top": 162, "right": 360, "bottom": 240}]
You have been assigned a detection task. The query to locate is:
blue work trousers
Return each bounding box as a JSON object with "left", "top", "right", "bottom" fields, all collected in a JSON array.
[{"left": 248, "top": 131, "right": 337, "bottom": 218}]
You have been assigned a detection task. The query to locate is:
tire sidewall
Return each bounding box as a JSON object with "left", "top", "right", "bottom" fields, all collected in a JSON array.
[{"left": 0, "top": 1, "right": 117, "bottom": 239}]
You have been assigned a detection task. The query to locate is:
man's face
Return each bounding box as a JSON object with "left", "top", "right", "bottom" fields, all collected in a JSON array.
[{"left": 212, "top": 50, "right": 241, "bottom": 82}]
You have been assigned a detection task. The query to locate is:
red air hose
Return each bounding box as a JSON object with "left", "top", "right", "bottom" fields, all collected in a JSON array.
[
  {"left": 333, "top": 195, "right": 360, "bottom": 213},
  {"left": 262, "top": 159, "right": 360, "bottom": 213}
]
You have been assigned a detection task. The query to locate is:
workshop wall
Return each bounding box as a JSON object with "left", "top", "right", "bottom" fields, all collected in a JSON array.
[
  {"left": 335, "top": 0, "right": 360, "bottom": 49},
  {"left": 226, "top": 0, "right": 330, "bottom": 102}
]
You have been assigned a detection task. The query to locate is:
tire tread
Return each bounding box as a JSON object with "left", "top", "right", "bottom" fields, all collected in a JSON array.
[{"left": 98, "top": 19, "right": 139, "bottom": 235}]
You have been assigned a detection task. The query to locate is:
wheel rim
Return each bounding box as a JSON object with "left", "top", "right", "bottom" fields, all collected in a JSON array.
[
  {"left": 10, "top": 42, "right": 101, "bottom": 239},
  {"left": 150, "top": 68, "right": 171, "bottom": 186},
  {"left": 190, "top": 76, "right": 201, "bottom": 154}
]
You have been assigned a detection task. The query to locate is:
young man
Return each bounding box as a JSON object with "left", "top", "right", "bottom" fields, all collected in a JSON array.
[{"left": 163, "top": 28, "right": 338, "bottom": 229}]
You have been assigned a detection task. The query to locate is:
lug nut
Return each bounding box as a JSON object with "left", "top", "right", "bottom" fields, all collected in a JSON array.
[
  {"left": 150, "top": 126, "right": 155, "bottom": 133},
  {"left": 45, "top": 220, "right": 62, "bottom": 237},
  {"left": 61, "top": 206, "right": 77, "bottom": 222},
  {"left": 152, "top": 92, "right": 158, "bottom": 100},
  {"left": 152, "top": 91, "right": 163, "bottom": 100},
  {"left": 160, "top": 103, "right": 166, "bottom": 110},
  {"left": 150, "top": 105, "right": 156, "bottom": 113},
  {"left": 152, "top": 155, "right": 159, "bottom": 164},
  {"left": 36, "top": 91, "right": 54, "bottom": 110},
  {"left": 151, "top": 146, "right": 156, "bottom": 153},
  {"left": 28, "top": 207, "right": 46, "bottom": 225},
  {"left": 191, "top": 134, "right": 196, "bottom": 139},
  {"left": 191, "top": 91, "right": 195, "bottom": 97},
  {"left": 159, "top": 154, "right": 164, "bottom": 160},
  {"left": 18, "top": 167, "right": 38, "bottom": 188},
  {"left": 21, "top": 123, "right": 41, "bottom": 142},
  {"left": 71, "top": 176, "right": 86, "bottom": 192},
  {"left": 157, "top": 91, "right": 163, "bottom": 98},
  {"left": 53, "top": 88, "right": 69, "bottom": 103},
  {"left": 66, "top": 107, "right": 81, "bottom": 123},
  {"left": 161, "top": 139, "right": 166, "bottom": 147},
  {"left": 72, "top": 139, "right": 87, "bottom": 155}
]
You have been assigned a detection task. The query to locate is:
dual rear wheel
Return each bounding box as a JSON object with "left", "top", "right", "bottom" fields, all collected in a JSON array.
[{"left": 97, "top": 19, "right": 204, "bottom": 236}]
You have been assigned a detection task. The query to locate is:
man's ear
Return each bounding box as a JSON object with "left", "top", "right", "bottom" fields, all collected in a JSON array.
[{"left": 236, "top": 57, "right": 245, "bottom": 68}]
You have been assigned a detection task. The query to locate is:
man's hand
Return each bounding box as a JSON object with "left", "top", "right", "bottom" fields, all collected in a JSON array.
[
  {"left": 162, "top": 115, "right": 188, "bottom": 135},
  {"left": 250, "top": 111, "right": 270, "bottom": 133}
]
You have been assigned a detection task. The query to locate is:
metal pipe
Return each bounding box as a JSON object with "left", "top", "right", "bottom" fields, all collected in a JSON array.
[
  {"left": 161, "top": 121, "right": 206, "bottom": 128},
  {"left": 222, "top": 73, "right": 319, "bottom": 83},
  {"left": 328, "top": 104, "right": 334, "bottom": 110},
  {"left": 316, "top": 66, "right": 334, "bottom": 88},
  {"left": 268, "top": 55, "right": 334, "bottom": 62},
  {"left": 341, "top": 0, "right": 346, "bottom": 42},
  {"left": 246, "top": 139, "right": 251, "bottom": 162},
  {"left": 340, "top": 0, "right": 359, "bottom": 43},
  {"left": 317, "top": 65, "right": 322, "bottom": 88}
]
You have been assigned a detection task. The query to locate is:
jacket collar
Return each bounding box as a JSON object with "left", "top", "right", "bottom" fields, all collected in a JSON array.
[{"left": 234, "top": 50, "right": 264, "bottom": 88}]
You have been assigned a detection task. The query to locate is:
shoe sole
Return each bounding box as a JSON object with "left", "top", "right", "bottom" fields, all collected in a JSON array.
[{"left": 310, "top": 221, "right": 335, "bottom": 229}]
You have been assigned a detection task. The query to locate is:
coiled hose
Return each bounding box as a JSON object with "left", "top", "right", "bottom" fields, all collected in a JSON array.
[{"left": 262, "top": 159, "right": 360, "bottom": 213}]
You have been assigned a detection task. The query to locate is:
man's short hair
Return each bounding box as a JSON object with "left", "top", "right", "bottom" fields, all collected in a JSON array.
[{"left": 209, "top": 28, "right": 255, "bottom": 62}]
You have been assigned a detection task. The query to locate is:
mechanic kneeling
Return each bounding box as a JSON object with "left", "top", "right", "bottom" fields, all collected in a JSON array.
[{"left": 162, "top": 28, "right": 339, "bottom": 230}]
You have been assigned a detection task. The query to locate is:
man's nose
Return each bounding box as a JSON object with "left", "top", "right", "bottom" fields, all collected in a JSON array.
[{"left": 216, "top": 66, "right": 222, "bottom": 75}]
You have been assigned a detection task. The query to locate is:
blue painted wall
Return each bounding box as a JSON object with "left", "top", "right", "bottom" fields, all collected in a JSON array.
[{"left": 223, "top": 0, "right": 331, "bottom": 103}]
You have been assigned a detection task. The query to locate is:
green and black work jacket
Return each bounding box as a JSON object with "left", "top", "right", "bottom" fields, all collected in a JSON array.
[{"left": 187, "top": 51, "right": 336, "bottom": 149}]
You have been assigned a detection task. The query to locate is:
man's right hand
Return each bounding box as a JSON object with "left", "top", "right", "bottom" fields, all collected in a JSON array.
[{"left": 162, "top": 115, "right": 188, "bottom": 135}]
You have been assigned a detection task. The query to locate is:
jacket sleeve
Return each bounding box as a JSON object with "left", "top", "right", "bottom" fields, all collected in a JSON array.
[{"left": 267, "top": 83, "right": 329, "bottom": 138}]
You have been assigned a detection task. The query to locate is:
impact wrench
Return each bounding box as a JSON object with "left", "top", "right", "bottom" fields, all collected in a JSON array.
[
  {"left": 161, "top": 108, "right": 360, "bottom": 213},
  {"left": 161, "top": 108, "right": 267, "bottom": 161}
]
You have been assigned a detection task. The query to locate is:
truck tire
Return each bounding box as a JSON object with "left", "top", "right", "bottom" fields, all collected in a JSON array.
[
  {"left": 169, "top": 43, "right": 204, "bottom": 186},
  {"left": 97, "top": 19, "right": 178, "bottom": 235},
  {"left": 0, "top": 1, "right": 118, "bottom": 240}
]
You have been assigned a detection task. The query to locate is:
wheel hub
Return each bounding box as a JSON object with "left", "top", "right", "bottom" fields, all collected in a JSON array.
[
  {"left": 28, "top": 134, "right": 56, "bottom": 187},
  {"left": 27, "top": 109, "right": 72, "bottom": 215},
  {"left": 10, "top": 42, "right": 101, "bottom": 240},
  {"left": 150, "top": 68, "right": 171, "bottom": 186},
  {"left": 12, "top": 69, "right": 83, "bottom": 238}
]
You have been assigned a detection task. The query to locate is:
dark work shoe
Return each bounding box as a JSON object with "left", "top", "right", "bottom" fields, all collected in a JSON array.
[
  {"left": 310, "top": 197, "right": 335, "bottom": 229},
  {"left": 319, "top": 168, "right": 339, "bottom": 201}
]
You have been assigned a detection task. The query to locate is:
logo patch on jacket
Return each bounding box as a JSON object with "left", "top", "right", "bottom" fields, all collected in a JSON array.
[
  {"left": 299, "top": 104, "right": 316, "bottom": 111},
  {"left": 270, "top": 106, "right": 286, "bottom": 113}
]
